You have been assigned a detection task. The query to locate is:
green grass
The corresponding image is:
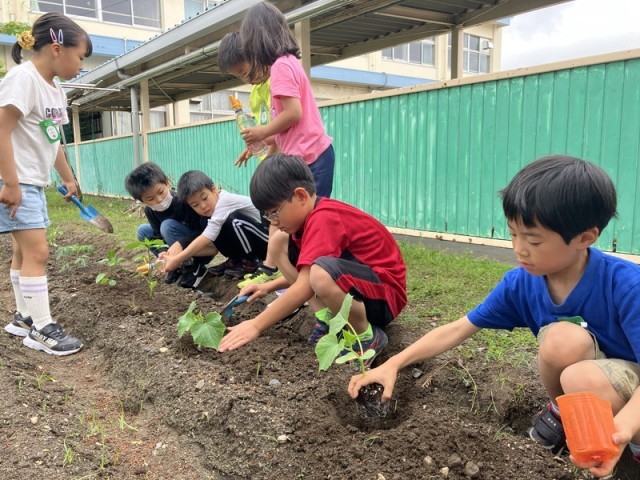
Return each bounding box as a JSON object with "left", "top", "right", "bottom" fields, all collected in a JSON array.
[
  {"left": 44, "top": 187, "right": 536, "bottom": 365},
  {"left": 46, "top": 188, "right": 140, "bottom": 244}
]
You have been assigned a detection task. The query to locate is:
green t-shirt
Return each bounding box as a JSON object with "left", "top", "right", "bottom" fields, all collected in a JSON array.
[{"left": 249, "top": 81, "right": 271, "bottom": 161}]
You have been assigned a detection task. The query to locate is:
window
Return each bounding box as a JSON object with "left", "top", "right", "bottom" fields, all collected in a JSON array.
[
  {"left": 184, "top": 0, "right": 219, "bottom": 18},
  {"left": 381, "top": 38, "right": 435, "bottom": 66},
  {"left": 33, "top": 0, "right": 161, "bottom": 28},
  {"left": 189, "top": 91, "right": 250, "bottom": 123},
  {"left": 447, "top": 33, "right": 491, "bottom": 74}
]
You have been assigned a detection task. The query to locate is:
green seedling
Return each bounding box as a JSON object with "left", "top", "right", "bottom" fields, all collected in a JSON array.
[
  {"left": 55, "top": 244, "right": 94, "bottom": 272},
  {"left": 96, "top": 248, "right": 124, "bottom": 286},
  {"left": 127, "top": 238, "right": 167, "bottom": 298},
  {"left": 46, "top": 224, "right": 63, "bottom": 247},
  {"left": 177, "top": 301, "right": 226, "bottom": 350},
  {"left": 118, "top": 402, "right": 137, "bottom": 432},
  {"left": 35, "top": 370, "right": 54, "bottom": 390},
  {"left": 62, "top": 440, "right": 74, "bottom": 467},
  {"left": 315, "top": 295, "right": 374, "bottom": 376}
]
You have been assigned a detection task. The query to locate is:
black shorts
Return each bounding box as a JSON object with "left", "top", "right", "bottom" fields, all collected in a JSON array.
[{"left": 288, "top": 239, "right": 393, "bottom": 328}]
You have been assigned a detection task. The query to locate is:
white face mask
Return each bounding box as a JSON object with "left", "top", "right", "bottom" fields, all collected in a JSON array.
[{"left": 148, "top": 190, "right": 173, "bottom": 212}]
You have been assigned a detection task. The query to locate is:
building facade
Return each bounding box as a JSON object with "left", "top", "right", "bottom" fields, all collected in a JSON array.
[{"left": 0, "top": 1, "right": 504, "bottom": 137}]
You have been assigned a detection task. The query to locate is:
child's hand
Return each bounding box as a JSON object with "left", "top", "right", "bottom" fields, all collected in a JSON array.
[
  {"left": 241, "top": 126, "right": 268, "bottom": 144},
  {"left": 569, "top": 419, "right": 630, "bottom": 477},
  {"left": 239, "top": 283, "right": 269, "bottom": 302},
  {"left": 234, "top": 149, "right": 252, "bottom": 167},
  {"left": 159, "top": 252, "right": 180, "bottom": 272},
  {"left": 60, "top": 181, "right": 79, "bottom": 199},
  {"left": 348, "top": 363, "right": 399, "bottom": 403},
  {"left": 0, "top": 183, "right": 22, "bottom": 219},
  {"left": 218, "top": 320, "right": 261, "bottom": 351}
]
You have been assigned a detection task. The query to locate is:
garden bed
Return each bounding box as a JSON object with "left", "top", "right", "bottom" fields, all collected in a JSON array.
[{"left": 0, "top": 224, "right": 634, "bottom": 479}]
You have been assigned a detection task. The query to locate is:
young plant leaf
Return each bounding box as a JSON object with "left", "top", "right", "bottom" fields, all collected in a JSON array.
[
  {"left": 177, "top": 302, "right": 197, "bottom": 338},
  {"left": 190, "top": 312, "right": 226, "bottom": 350},
  {"left": 315, "top": 334, "right": 345, "bottom": 371},
  {"left": 328, "top": 294, "right": 352, "bottom": 335}
]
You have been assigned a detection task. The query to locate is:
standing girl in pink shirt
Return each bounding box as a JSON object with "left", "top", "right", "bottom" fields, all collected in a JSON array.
[{"left": 239, "top": 1, "right": 335, "bottom": 198}]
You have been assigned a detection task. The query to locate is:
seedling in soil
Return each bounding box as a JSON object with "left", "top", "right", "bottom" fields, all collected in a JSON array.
[
  {"left": 96, "top": 248, "right": 125, "bottom": 286},
  {"left": 314, "top": 295, "right": 390, "bottom": 418},
  {"left": 62, "top": 440, "right": 74, "bottom": 467},
  {"left": 177, "top": 301, "right": 226, "bottom": 350},
  {"left": 118, "top": 402, "right": 137, "bottom": 431},
  {"left": 55, "top": 244, "right": 94, "bottom": 272},
  {"left": 127, "top": 239, "right": 167, "bottom": 298},
  {"left": 34, "top": 367, "right": 54, "bottom": 390},
  {"left": 315, "top": 295, "right": 373, "bottom": 375}
]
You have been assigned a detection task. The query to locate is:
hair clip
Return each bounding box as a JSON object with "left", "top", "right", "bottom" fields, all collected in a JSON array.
[{"left": 49, "top": 28, "right": 64, "bottom": 45}]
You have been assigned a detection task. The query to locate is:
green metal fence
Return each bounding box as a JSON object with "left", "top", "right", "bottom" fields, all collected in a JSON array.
[{"left": 70, "top": 53, "right": 640, "bottom": 254}]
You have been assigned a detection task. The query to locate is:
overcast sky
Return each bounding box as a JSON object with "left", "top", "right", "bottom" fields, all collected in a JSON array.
[{"left": 501, "top": 0, "right": 640, "bottom": 70}]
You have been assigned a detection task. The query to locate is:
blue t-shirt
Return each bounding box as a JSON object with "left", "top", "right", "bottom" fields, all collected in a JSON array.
[{"left": 467, "top": 248, "right": 640, "bottom": 362}]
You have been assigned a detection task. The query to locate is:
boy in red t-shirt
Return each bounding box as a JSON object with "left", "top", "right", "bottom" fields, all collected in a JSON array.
[{"left": 218, "top": 154, "right": 407, "bottom": 358}]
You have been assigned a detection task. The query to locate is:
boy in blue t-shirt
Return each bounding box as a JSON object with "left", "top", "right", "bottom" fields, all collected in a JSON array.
[{"left": 349, "top": 155, "right": 640, "bottom": 478}]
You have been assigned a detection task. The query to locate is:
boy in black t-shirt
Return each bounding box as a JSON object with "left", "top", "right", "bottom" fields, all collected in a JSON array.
[{"left": 124, "top": 163, "right": 212, "bottom": 289}]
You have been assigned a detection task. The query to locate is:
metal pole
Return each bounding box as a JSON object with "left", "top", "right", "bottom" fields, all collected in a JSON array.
[{"left": 130, "top": 85, "right": 141, "bottom": 167}]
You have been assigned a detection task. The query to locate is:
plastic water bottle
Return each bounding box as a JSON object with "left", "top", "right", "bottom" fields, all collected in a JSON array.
[{"left": 229, "top": 95, "right": 269, "bottom": 157}]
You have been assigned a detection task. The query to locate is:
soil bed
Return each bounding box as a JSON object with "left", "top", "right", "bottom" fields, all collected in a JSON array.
[{"left": 0, "top": 224, "right": 635, "bottom": 479}]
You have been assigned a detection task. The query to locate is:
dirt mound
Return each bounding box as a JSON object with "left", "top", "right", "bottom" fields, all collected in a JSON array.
[{"left": 0, "top": 225, "right": 634, "bottom": 479}]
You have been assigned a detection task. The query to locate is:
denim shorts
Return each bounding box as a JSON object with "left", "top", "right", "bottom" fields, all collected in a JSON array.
[{"left": 0, "top": 181, "right": 50, "bottom": 233}]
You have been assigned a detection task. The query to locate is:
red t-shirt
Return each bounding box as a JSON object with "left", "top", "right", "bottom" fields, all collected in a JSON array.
[{"left": 292, "top": 198, "right": 407, "bottom": 318}]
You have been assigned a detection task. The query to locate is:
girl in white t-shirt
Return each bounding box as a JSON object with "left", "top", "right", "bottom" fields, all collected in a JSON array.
[{"left": 0, "top": 12, "right": 92, "bottom": 356}]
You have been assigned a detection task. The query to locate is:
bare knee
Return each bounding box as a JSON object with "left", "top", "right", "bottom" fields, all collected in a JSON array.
[
  {"left": 539, "top": 322, "right": 594, "bottom": 366},
  {"left": 560, "top": 362, "right": 609, "bottom": 393},
  {"left": 309, "top": 264, "right": 334, "bottom": 296}
]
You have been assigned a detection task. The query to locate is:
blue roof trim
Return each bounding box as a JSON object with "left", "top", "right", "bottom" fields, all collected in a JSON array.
[
  {"left": 310, "top": 65, "right": 434, "bottom": 88},
  {"left": 0, "top": 32, "right": 143, "bottom": 57}
]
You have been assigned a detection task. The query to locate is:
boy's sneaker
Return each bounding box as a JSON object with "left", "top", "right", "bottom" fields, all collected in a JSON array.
[
  {"left": 164, "top": 268, "right": 182, "bottom": 284},
  {"left": 526, "top": 403, "right": 566, "bottom": 455},
  {"left": 178, "top": 263, "right": 208, "bottom": 289},
  {"left": 308, "top": 308, "right": 333, "bottom": 346},
  {"left": 237, "top": 264, "right": 282, "bottom": 289},
  {"left": 23, "top": 323, "right": 83, "bottom": 356},
  {"left": 4, "top": 312, "right": 33, "bottom": 337},
  {"left": 343, "top": 325, "right": 388, "bottom": 368},
  {"left": 224, "top": 259, "right": 259, "bottom": 279},
  {"left": 208, "top": 258, "right": 238, "bottom": 277}
]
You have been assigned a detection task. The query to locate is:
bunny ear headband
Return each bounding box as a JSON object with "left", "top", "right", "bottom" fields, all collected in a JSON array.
[{"left": 49, "top": 28, "right": 64, "bottom": 45}]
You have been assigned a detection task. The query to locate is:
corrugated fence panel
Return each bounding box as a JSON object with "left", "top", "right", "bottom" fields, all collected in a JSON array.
[
  {"left": 77, "top": 136, "right": 135, "bottom": 196},
  {"left": 147, "top": 122, "right": 254, "bottom": 195},
  {"left": 74, "top": 56, "right": 640, "bottom": 254}
]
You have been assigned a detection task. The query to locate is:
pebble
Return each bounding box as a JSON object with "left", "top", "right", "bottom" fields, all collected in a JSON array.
[
  {"left": 269, "top": 379, "right": 281, "bottom": 386},
  {"left": 440, "top": 466, "right": 449, "bottom": 478},
  {"left": 30, "top": 416, "right": 38, "bottom": 425},
  {"left": 464, "top": 461, "right": 480, "bottom": 477},
  {"left": 448, "top": 453, "right": 462, "bottom": 466},
  {"left": 195, "top": 379, "right": 205, "bottom": 390},
  {"left": 412, "top": 368, "right": 423, "bottom": 379},
  {"left": 376, "top": 474, "right": 386, "bottom": 480},
  {"left": 159, "top": 347, "right": 168, "bottom": 353},
  {"left": 423, "top": 455, "right": 433, "bottom": 467},
  {"left": 277, "top": 434, "right": 289, "bottom": 444}
]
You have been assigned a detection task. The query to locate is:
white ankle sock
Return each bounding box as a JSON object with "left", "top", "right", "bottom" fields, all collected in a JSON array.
[
  {"left": 19, "top": 276, "right": 53, "bottom": 331},
  {"left": 629, "top": 442, "right": 640, "bottom": 456},
  {"left": 550, "top": 402, "right": 561, "bottom": 416},
  {"left": 10, "top": 269, "right": 29, "bottom": 317}
]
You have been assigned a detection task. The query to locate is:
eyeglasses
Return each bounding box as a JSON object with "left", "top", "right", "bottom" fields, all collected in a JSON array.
[{"left": 262, "top": 200, "right": 288, "bottom": 222}]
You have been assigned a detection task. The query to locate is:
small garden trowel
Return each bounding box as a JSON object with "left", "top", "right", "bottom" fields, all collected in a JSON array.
[
  {"left": 57, "top": 185, "right": 114, "bottom": 233},
  {"left": 220, "top": 295, "right": 249, "bottom": 320}
]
